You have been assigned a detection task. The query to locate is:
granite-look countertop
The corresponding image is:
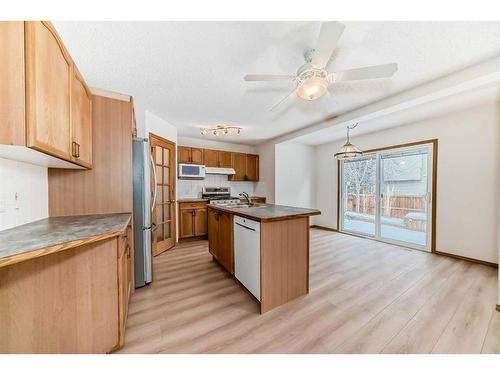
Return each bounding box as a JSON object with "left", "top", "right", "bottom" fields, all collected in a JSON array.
[
  {"left": 208, "top": 203, "right": 320, "bottom": 222},
  {"left": 0, "top": 213, "right": 131, "bottom": 268}
]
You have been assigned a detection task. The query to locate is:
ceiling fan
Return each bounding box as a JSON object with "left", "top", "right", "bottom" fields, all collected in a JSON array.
[{"left": 244, "top": 22, "right": 398, "bottom": 111}]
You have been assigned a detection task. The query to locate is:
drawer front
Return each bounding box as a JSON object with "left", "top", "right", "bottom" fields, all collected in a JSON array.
[{"left": 179, "top": 201, "right": 208, "bottom": 209}]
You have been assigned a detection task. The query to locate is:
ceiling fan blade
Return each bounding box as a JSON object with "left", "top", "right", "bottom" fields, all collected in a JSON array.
[
  {"left": 311, "top": 21, "right": 346, "bottom": 69},
  {"left": 244, "top": 74, "right": 295, "bottom": 82},
  {"left": 332, "top": 63, "right": 398, "bottom": 82},
  {"left": 269, "top": 89, "right": 297, "bottom": 111}
]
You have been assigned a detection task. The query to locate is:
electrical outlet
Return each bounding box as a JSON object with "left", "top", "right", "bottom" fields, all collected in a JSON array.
[{"left": 14, "top": 192, "right": 19, "bottom": 210}]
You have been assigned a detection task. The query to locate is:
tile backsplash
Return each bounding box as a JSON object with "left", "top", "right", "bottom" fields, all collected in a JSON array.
[{"left": 177, "top": 174, "right": 256, "bottom": 199}]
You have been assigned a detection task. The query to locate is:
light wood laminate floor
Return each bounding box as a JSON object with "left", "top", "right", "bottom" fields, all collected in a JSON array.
[{"left": 118, "top": 229, "right": 500, "bottom": 354}]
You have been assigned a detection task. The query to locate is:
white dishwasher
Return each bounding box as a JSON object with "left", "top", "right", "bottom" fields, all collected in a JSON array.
[{"left": 234, "top": 215, "right": 261, "bottom": 301}]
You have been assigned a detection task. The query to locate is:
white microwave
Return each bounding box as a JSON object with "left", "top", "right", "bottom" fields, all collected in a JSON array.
[{"left": 178, "top": 163, "right": 206, "bottom": 178}]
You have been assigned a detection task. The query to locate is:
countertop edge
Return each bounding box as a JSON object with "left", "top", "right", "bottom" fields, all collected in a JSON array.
[
  {"left": 207, "top": 204, "right": 321, "bottom": 222},
  {"left": 0, "top": 215, "right": 131, "bottom": 269}
]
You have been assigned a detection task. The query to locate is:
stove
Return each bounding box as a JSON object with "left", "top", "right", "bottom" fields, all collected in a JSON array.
[{"left": 202, "top": 187, "right": 240, "bottom": 205}]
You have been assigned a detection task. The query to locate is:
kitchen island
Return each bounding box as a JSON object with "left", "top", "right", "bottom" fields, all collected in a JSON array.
[{"left": 207, "top": 203, "right": 320, "bottom": 313}]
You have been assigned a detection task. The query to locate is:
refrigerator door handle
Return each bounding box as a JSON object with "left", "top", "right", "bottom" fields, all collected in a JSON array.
[{"left": 150, "top": 152, "right": 158, "bottom": 212}]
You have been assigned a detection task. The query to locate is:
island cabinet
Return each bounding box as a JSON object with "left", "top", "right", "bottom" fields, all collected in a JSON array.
[
  {"left": 178, "top": 201, "right": 208, "bottom": 239},
  {"left": 178, "top": 146, "right": 204, "bottom": 164},
  {"left": 207, "top": 204, "right": 321, "bottom": 314},
  {"left": 208, "top": 207, "right": 234, "bottom": 273},
  {"left": 0, "top": 21, "right": 92, "bottom": 169}
]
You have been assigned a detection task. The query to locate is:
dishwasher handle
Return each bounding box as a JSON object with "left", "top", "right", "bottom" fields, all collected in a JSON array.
[{"left": 235, "top": 222, "right": 256, "bottom": 232}]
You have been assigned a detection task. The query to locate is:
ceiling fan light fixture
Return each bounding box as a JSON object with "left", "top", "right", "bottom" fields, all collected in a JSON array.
[{"left": 297, "top": 76, "right": 328, "bottom": 100}]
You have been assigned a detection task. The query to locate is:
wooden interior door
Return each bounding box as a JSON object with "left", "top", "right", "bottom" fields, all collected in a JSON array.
[{"left": 150, "top": 133, "right": 176, "bottom": 256}]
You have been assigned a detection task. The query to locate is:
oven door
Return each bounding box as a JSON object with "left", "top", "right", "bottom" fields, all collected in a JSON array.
[{"left": 178, "top": 164, "right": 206, "bottom": 178}]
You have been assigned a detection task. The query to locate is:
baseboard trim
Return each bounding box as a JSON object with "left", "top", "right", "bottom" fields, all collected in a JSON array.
[
  {"left": 310, "top": 225, "right": 338, "bottom": 232},
  {"left": 435, "top": 250, "right": 498, "bottom": 268},
  {"left": 311, "top": 226, "right": 498, "bottom": 268}
]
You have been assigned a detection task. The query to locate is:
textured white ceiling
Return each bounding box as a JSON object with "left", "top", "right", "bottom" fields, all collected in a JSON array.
[{"left": 53, "top": 21, "right": 500, "bottom": 144}]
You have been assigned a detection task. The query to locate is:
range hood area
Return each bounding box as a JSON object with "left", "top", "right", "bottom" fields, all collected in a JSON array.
[{"left": 205, "top": 167, "right": 236, "bottom": 175}]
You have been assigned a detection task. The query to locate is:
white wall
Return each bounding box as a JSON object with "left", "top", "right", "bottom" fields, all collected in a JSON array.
[
  {"left": 275, "top": 143, "right": 317, "bottom": 211},
  {"left": 0, "top": 158, "right": 48, "bottom": 231},
  {"left": 315, "top": 102, "right": 500, "bottom": 264},
  {"left": 145, "top": 110, "right": 178, "bottom": 143},
  {"left": 177, "top": 136, "right": 256, "bottom": 154},
  {"left": 255, "top": 140, "right": 276, "bottom": 203}
]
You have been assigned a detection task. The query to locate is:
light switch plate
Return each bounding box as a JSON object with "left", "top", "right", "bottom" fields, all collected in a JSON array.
[{"left": 0, "top": 200, "right": 6, "bottom": 213}]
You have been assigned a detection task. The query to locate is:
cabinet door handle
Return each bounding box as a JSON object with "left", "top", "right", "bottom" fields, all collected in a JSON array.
[{"left": 76, "top": 143, "right": 80, "bottom": 158}]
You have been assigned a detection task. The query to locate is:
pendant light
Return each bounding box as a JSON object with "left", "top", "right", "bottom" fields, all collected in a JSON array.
[{"left": 334, "top": 123, "right": 363, "bottom": 159}]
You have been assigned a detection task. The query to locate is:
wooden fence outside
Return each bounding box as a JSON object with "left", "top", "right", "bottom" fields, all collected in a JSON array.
[{"left": 346, "top": 194, "right": 427, "bottom": 232}]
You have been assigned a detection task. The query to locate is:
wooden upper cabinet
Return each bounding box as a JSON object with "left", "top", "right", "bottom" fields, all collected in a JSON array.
[
  {"left": 0, "top": 21, "right": 93, "bottom": 169},
  {"left": 176, "top": 145, "right": 258, "bottom": 181},
  {"left": 191, "top": 147, "right": 204, "bottom": 164},
  {"left": 246, "top": 154, "right": 259, "bottom": 181},
  {"left": 70, "top": 66, "right": 92, "bottom": 168},
  {"left": 203, "top": 149, "right": 232, "bottom": 168},
  {"left": 25, "top": 21, "right": 72, "bottom": 160},
  {"left": 178, "top": 146, "right": 204, "bottom": 164},
  {"left": 203, "top": 149, "right": 218, "bottom": 167},
  {"left": 218, "top": 151, "right": 232, "bottom": 168},
  {"left": 230, "top": 153, "right": 246, "bottom": 181},
  {"left": 178, "top": 146, "right": 191, "bottom": 163},
  {"left": 0, "top": 22, "right": 25, "bottom": 146}
]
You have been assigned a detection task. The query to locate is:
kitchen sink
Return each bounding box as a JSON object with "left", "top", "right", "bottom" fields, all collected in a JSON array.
[{"left": 224, "top": 203, "right": 267, "bottom": 209}]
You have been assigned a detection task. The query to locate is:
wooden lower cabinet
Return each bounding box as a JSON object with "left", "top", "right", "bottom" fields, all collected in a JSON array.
[
  {"left": 117, "top": 225, "right": 133, "bottom": 348},
  {"left": 178, "top": 201, "right": 208, "bottom": 239},
  {"left": 194, "top": 207, "right": 208, "bottom": 235},
  {"left": 208, "top": 207, "right": 234, "bottom": 273},
  {"left": 0, "top": 229, "right": 133, "bottom": 353},
  {"left": 180, "top": 208, "right": 195, "bottom": 238}
]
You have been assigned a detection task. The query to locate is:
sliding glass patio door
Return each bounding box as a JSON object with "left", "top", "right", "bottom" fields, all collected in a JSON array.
[
  {"left": 340, "top": 143, "right": 434, "bottom": 252},
  {"left": 340, "top": 156, "right": 377, "bottom": 237}
]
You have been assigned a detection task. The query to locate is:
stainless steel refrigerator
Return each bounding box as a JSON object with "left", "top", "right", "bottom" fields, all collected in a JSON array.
[{"left": 133, "top": 138, "right": 153, "bottom": 287}]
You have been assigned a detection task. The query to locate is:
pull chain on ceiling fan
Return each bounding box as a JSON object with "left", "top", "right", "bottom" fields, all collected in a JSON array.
[{"left": 243, "top": 21, "right": 398, "bottom": 111}]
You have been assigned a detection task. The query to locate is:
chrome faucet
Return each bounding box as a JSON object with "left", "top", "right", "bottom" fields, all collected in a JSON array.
[{"left": 239, "top": 192, "right": 251, "bottom": 205}]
